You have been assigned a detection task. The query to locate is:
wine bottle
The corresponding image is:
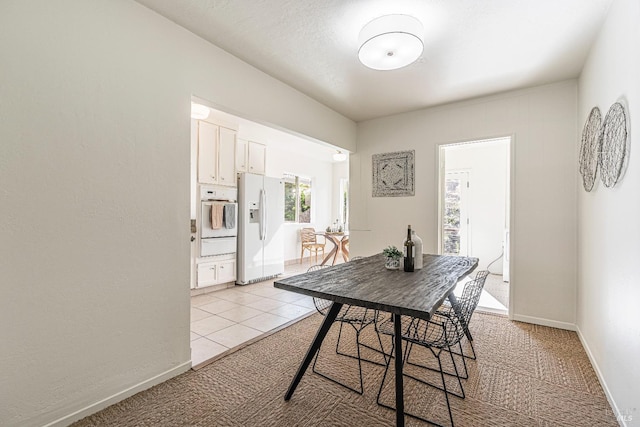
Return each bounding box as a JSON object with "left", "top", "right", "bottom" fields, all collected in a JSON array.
[
  {"left": 404, "top": 225, "right": 415, "bottom": 272},
  {"left": 412, "top": 229, "right": 423, "bottom": 269}
]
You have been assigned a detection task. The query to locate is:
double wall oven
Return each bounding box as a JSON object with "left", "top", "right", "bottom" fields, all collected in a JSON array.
[
  {"left": 199, "top": 185, "right": 238, "bottom": 256},
  {"left": 195, "top": 185, "right": 238, "bottom": 290}
]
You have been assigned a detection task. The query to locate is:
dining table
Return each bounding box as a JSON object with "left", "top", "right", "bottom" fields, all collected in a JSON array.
[
  {"left": 317, "top": 232, "right": 349, "bottom": 266},
  {"left": 274, "top": 253, "right": 479, "bottom": 427}
]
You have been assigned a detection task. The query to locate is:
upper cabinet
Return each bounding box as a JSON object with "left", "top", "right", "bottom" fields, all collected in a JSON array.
[
  {"left": 248, "top": 141, "right": 266, "bottom": 175},
  {"left": 237, "top": 139, "right": 266, "bottom": 175},
  {"left": 236, "top": 138, "right": 248, "bottom": 173},
  {"left": 198, "top": 121, "right": 268, "bottom": 185},
  {"left": 197, "top": 121, "right": 237, "bottom": 187},
  {"left": 218, "top": 127, "right": 236, "bottom": 186},
  {"left": 198, "top": 121, "right": 218, "bottom": 184}
]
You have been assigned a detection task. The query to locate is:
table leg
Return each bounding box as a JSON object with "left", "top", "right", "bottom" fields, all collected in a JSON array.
[
  {"left": 393, "top": 313, "right": 405, "bottom": 427},
  {"left": 320, "top": 237, "right": 338, "bottom": 266},
  {"left": 448, "top": 293, "right": 472, "bottom": 341},
  {"left": 284, "top": 302, "right": 343, "bottom": 400},
  {"left": 340, "top": 238, "right": 350, "bottom": 263}
]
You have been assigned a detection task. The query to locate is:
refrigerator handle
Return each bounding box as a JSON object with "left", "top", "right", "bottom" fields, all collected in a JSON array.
[
  {"left": 258, "top": 189, "right": 264, "bottom": 240},
  {"left": 261, "top": 189, "right": 268, "bottom": 240}
]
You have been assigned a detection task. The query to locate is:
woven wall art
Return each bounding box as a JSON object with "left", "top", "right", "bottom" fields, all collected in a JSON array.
[
  {"left": 599, "top": 102, "right": 628, "bottom": 188},
  {"left": 372, "top": 150, "right": 415, "bottom": 197},
  {"left": 579, "top": 107, "right": 602, "bottom": 192}
]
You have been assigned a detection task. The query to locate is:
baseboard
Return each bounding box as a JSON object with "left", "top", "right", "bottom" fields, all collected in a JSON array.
[
  {"left": 43, "top": 360, "right": 192, "bottom": 427},
  {"left": 576, "top": 325, "right": 626, "bottom": 427},
  {"left": 476, "top": 306, "right": 508, "bottom": 316},
  {"left": 285, "top": 257, "right": 318, "bottom": 266},
  {"left": 511, "top": 314, "right": 576, "bottom": 331}
]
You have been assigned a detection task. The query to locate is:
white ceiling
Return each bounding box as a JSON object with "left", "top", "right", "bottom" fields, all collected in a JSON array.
[{"left": 137, "top": 0, "right": 613, "bottom": 122}]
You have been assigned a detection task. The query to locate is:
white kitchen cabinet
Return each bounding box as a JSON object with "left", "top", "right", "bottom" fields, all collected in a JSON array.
[
  {"left": 196, "top": 255, "right": 236, "bottom": 288},
  {"left": 218, "top": 127, "right": 236, "bottom": 186},
  {"left": 248, "top": 141, "right": 266, "bottom": 175},
  {"left": 197, "top": 260, "right": 218, "bottom": 287},
  {"left": 216, "top": 259, "right": 236, "bottom": 283},
  {"left": 235, "top": 138, "right": 248, "bottom": 172},
  {"left": 197, "top": 121, "right": 237, "bottom": 187},
  {"left": 236, "top": 139, "right": 266, "bottom": 175},
  {"left": 198, "top": 121, "right": 218, "bottom": 184}
]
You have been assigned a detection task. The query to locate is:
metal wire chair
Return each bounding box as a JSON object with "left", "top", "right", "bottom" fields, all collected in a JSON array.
[
  {"left": 436, "top": 270, "right": 490, "bottom": 361},
  {"left": 376, "top": 271, "right": 489, "bottom": 427},
  {"left": 306, "top": 262, "right": 385, "bottom": 395}
]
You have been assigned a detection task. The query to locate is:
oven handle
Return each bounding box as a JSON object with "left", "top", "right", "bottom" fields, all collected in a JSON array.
[{"left": 201, "top": 201, "right": 238, "bottom": 237}]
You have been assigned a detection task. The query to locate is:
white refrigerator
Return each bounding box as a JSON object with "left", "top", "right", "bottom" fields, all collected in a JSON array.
[{"left": 237, "top": 173, "right": 285, "bottom": 285}]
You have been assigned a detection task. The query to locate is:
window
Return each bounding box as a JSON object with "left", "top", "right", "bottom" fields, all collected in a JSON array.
[{"left": 283, "top": 173, "right": 312, "bottom": 223}]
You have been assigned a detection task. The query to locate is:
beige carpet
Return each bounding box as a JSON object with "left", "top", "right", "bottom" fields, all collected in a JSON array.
[{"left": 73, "top": 312, "right": 616, "bottom": 426}]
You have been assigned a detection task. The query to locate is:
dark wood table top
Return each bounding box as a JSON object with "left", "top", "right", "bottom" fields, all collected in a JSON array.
[{"left": 274, "top": 253, "right": 478, "bottom": 321}]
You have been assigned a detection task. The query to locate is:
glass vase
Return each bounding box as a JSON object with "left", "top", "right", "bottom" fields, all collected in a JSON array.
[{"left": 385, "top": 257, "right": 400, "bottom": 270}]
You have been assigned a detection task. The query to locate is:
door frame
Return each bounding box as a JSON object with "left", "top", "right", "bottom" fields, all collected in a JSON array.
[{"left": 436, "top": 135, "right": 515, "bottom": 318}]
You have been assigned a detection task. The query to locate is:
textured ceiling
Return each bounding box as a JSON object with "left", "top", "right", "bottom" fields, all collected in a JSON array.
[{"left": 136, "top": 0, "right": 613, "bottom": 122}]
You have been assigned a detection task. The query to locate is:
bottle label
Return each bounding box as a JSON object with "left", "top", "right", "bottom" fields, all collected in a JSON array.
[{"left": 404, "top": 245, "right": 414, "bottom": 272}]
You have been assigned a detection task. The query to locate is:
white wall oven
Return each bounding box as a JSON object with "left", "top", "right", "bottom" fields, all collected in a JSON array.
[
  {"left": 199, "top": 185, "right": 237, "bottom": 256},
  {"left": 195, "top": 185, "right": 238, "bottom": 289}
]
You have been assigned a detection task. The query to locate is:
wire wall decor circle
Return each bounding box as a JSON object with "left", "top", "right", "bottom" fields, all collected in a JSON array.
[
  {"left": 598, "top": 102, "right": 628, "bottom": 188},
  {"left": 579, "top": 107, "right": 602, "bottom": 192}
]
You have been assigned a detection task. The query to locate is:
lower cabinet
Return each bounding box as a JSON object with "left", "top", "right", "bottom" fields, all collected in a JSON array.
[
  {"left": 216, "top": 259, "right": 236, "bottom": 283},
  {"left": 197, "top": 255, "right": 236, "bottom": 288}
]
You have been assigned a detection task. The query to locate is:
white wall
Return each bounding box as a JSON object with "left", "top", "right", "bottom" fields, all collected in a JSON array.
[
  {"left": 0, "top": 1, "right": 355, "bottom": 426},
  {"left": 332, "top": 160, "right": 350, "bottom": 227},
  {"left": 351, "top": 80, "right": 578, "bottom": 329},
  {"left": 445, "top": 140, "right": 509, "bottom": 272},
  {"left": 577, "top": 0, "right": 640, "bottom": 423}
]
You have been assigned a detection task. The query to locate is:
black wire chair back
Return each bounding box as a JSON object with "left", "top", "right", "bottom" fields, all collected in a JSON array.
[{"left": 456, "top": 270, "right": 490, "bottom": 324}]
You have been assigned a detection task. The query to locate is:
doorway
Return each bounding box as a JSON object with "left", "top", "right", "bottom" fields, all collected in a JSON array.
[{"left": 438, "top": 137, "right": 511, "bottom": 313}]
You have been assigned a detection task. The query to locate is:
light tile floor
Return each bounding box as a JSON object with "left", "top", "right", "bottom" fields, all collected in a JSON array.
[{"left": 190, "top": 262, "right": 313, "bottom": 368}]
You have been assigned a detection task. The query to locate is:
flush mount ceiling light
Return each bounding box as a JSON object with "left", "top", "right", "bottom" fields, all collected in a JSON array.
[
  {"left": 191, "top": 103, "right": 210, "bottom": 120},
  {"left": 333, "top": 151, "right": 348, "bottom": 162},
  {"left": 358, "top": 14, "right": 424, "bottom": 71}
]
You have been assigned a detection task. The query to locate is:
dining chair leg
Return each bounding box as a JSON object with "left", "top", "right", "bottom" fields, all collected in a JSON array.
[
  {"left": 375, "top": 327, "right": 412, "bottom": 401},
  {"left": 334, "top": 319, "right": 386, "bottom": 367},
  {"left": 437, "top": 349, "right": 456, "bottom": 427},
  {"left": 376, "top": 335, "right": 461, "bottom": 426},
  {"left": 466, "top": 338, "right": 477, "bottom": 360},
  {"left": 404, "top": 341, "right": 469, "bottom": 384},
  {"left": 376, "top": 339, "right": 399, "bottom": 395},
  {"left": 376, "top": 336, "right": 395, "bottom": 410}
]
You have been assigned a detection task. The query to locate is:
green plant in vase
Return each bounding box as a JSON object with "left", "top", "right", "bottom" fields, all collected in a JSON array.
[{"left": 382, "top": 246, "right": 402, "bottom": 270}]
